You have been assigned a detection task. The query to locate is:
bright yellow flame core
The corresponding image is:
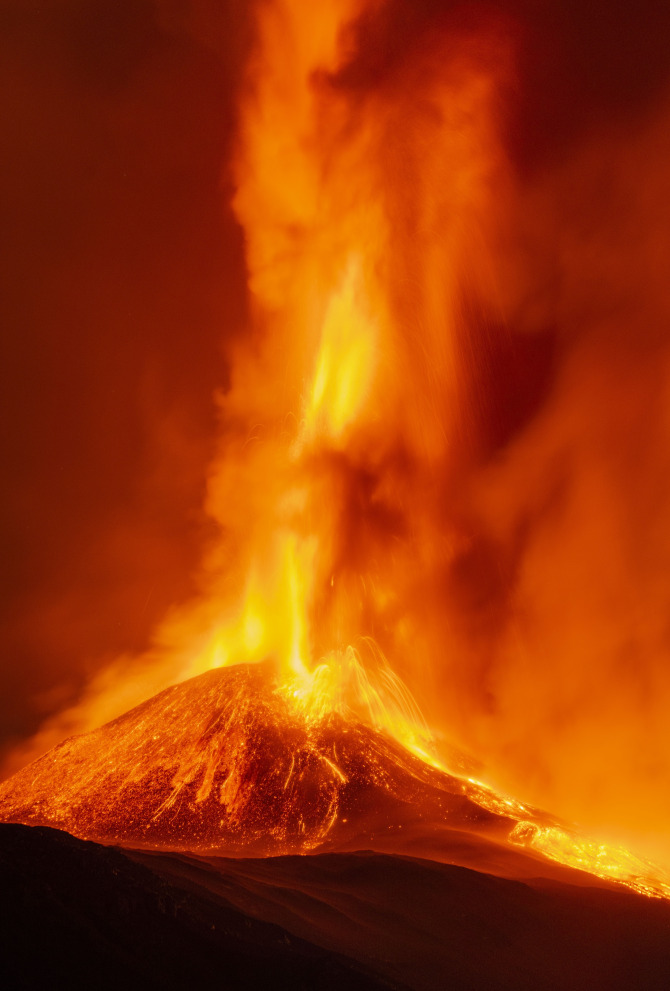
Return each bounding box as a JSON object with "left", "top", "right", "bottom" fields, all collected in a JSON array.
[{"left": 304, "top": 257, "right": 378, "bottom": 445}]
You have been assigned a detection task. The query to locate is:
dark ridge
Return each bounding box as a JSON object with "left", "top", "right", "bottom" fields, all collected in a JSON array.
[
  {"left": 3, "top": 823, "right": 670, "bottom": 991},
  {"left": 0, "top": 823, "right": 397, "bottom": 991}
]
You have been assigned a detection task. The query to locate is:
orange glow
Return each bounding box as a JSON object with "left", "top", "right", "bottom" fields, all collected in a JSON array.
[
  {"left": 4, "top": 0, "right": 669, "bottom": 901},
  {"left": 174, "top": 0, "right": 514, "bottom": 736},
  {"left": 2, "top": 663, "right": 669, "bottom": 899},
  {"left": 142, "top": 0, "right": 664, "bottom": 893}
]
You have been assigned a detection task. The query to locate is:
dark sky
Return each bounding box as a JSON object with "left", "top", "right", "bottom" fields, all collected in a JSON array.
[
  {"left": 2, "top": 0, "right": 670, "bottom": 828},
  {"left": 0, "top": 0, "right": 250, "bottom": 758}
]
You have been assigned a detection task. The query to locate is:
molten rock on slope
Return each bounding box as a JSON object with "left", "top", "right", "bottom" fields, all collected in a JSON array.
[
  {"left": 0, "top": 664, "right": 522, "bottom": 854},
  {"left": 1, "top": 663, "right": 669, "bottom": 903}
]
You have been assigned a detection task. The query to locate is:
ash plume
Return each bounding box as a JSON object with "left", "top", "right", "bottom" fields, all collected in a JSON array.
[{"left": 2, "top": 0, "right": 670, "bottom": 871}]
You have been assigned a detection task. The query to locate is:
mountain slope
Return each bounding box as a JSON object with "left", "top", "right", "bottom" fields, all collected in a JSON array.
[
  {"left": 0, "top": 665, "right": 522, "bottom": 855},
  {"left": 0, "top": 823, "right": 395, "bottom": 991},
  {"left": 0, "top": 663, "right": 667, "bottom": 900},
  {"left": 4, "top": 823, "right": 670, "bottom": 991}
]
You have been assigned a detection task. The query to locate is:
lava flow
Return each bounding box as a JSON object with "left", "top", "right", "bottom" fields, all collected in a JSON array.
[
  {"left": 2, "top": 0, "right": 668, "bottom": 907},
  {"left": 1, "top": 664, "right": 668, "bottom": 901}
]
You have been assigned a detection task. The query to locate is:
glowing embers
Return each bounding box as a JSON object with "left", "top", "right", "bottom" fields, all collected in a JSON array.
[
  {"left": 0, "top": 665, "right": 493, "bottom": 855},
  {"left": 279, "top": 642, "right": 437, "bottom": 765},
  {"left": 0, "top": 654, "right": 453, "bottom": 857},
  {"left": 509, "top": 822, "right": 670, "bottom": 901},
  {"left": 1, "top": 662, "right": 669, "bottom": 901}
]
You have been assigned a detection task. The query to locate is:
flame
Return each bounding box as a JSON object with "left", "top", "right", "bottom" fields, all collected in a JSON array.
[
  {"left": 168, "top": 0, "right": 513, "bottom": 756},
  {"left": 4, "top": 0, "right": 668, "bottom": 901},
  {"left": 148, "top": 0, "right": 665, "bottom": 895}
]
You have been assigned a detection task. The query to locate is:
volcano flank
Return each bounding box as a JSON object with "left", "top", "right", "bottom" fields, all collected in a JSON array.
[
  {"left": 4, "top": 665, "right": 670, "bottom": 990},
  {"left": 0, "top": 664, "right": 518, "bottom": 856},
  {"left": 2, "top": 662, "right": 668, "bottom": 904}
]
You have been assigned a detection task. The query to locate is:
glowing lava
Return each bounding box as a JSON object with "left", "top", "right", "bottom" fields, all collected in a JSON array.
[{"left": 1, "top": 666, "right": 669, "bottom": 900}]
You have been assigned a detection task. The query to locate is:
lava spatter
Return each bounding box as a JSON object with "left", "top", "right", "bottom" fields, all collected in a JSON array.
[
  {"left": 1, "top": 663, "right": 669, "bottom": 903},
  {"left": 0, "top": 665, "right": 497, "bottom": 854}
]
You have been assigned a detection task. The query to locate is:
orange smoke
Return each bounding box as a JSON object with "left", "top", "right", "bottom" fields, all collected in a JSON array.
[
  {"left": 5, "top": 0, "right": 670, "bottom": 873},
  {"left": 146, "top": 0, "right": 517, "bottom": 760},
  {"left": 456, "top": 105, "right": 670, "bottom": 865}
]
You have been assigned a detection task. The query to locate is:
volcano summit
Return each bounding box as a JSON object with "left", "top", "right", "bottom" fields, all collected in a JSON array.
[
  {"left": 0, "top": 665, "right": 512, "bottom": 855},
  {"left": 1, "top": 663, "right": 668, "bottom": 901}
]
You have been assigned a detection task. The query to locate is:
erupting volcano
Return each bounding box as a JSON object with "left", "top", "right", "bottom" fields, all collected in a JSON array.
[
  {"left": 2, "top": 662, "right": 669, "bottom": 900},
  {"left": 3, "top": 1, "right": 670, "bottom": 986}
]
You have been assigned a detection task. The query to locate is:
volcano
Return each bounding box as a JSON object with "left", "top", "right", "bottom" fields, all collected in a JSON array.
[
  {"left": 1, "top": 664, "right": 667, "bottom": 900},
  {"left": 0, "top": 665, "right": 515, "bottom": 854},
  {"left": 3, "top": 666, "right": 670, "bottom": 990}
]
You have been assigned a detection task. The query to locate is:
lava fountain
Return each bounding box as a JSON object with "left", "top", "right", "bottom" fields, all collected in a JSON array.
[
  {"left": 166, "top": 0, "right": 515, "bottom": 754},
  {"left": 2, "top": 0, "right": 669, "bottom": 903}
]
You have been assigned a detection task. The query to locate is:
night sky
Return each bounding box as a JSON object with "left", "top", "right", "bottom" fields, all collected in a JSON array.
[
  {"left": 1, "top": 0, "right": 249, "bottom": 759},
  {"left": 2, "top": 0, "right": 670, "bottom": 851}
]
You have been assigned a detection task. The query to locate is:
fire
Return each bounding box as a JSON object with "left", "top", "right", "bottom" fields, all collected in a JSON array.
[
  {"left": 303, "top": 255, "right": 378, "bottom": 445},
  {"left": 2, "top": 0, "right": 668, "bottom": 904},
  {"left": 171, "top": 0, "right": 512, "bottom": 751},
  {"left": 148, "top": 0, "right": 664, "bottom": 896}
]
